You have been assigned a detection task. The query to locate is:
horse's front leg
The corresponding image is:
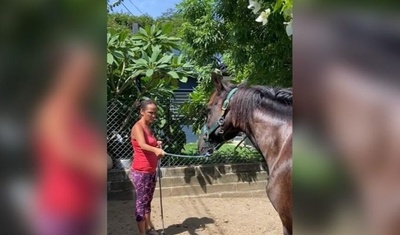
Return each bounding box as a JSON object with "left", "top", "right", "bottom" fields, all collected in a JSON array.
[{"left": 266, "top": 170, "right": 292, "bottom": 235}]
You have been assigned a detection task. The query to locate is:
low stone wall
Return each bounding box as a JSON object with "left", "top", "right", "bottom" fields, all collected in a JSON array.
[{"left": 107, "top": 162, "right": 268, "bottom": 200}]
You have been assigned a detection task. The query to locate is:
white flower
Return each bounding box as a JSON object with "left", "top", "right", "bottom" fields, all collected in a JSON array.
[
  {"left": 247, "top": 0, "right": 261, "bottom": 14},
  {"left": 255, "top": 9, "right": 271, "bottom": 26},
  {"left": 284, "top": 18, "right": 292, "bottom": 36}
]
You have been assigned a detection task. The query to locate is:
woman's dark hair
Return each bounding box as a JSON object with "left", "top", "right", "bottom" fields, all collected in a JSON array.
[{"left": 134, "top": 99, "right": 156, "bottom": 111}]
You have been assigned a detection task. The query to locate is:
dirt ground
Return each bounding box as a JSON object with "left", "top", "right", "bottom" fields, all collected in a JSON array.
[{"left": 108, "top": 196, "right": 282, "bottom": 235}]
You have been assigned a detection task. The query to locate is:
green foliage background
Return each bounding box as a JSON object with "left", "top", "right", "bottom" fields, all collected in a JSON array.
[{"left": 107, "top": 0, "right": 292, "bottom": 150}]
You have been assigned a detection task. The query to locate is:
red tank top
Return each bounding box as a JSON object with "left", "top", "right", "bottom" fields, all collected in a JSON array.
[
  {"left": 131, "top": 124, "right": 158, "bottom": 173},
  {"left": 35, "top": 114, "right": 102, "bottom": 218}
]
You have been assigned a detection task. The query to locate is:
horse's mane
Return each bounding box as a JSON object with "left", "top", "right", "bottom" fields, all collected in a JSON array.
[
  {"left": 234, "top": 84, "right": 292, "bottom": 107},
  {"left": 227, "top": 84, "right": 292, "bottom": 132},
  {"left": 274, "top": 87, "right": 293, "bottom": 105}
]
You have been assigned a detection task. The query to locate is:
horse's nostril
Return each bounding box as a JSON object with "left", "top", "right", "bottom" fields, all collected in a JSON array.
[{"left": 200, "top": 146, "right": 207, "bottom": 154}]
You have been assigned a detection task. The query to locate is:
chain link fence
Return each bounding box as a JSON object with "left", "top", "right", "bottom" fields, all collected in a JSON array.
[{"left": 107, "top": 96, "right": 262, "bottom": 170}]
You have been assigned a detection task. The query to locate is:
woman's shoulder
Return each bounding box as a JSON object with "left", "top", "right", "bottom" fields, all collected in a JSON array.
[
  {"left": 132, "top": 122, "right": 143, "bottom": 131},
  {"left": 132, "top": 122, "right": 149, "bottom": 135}
]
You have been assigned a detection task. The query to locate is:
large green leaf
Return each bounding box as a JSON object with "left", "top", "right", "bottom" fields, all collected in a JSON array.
[
  {"left": 179, "top": 76, "right": 188, "bottom": 83},
  {"left": 139, "top": 27, "right": 149, "bottom": 37},
  {"left": 168, "top": 37, "right": 181, "bottom": 41},
  {"left": 150, "top": 45, "right": 162, "bottom": 63},
  {"left": 156, "top": 54, "right": 173, "bottom": 65},
  {"left": 133, "top": 58, "right": 148, "bottom": 66},
  {"left": 112, "top": 50, "right": 124, "bottom": 60},
  {"left": 158, "top": 35, "right": 168, "bottom": 40},
  {"left": 150, "top": 25, "right": 156, "bottom": 35},
  {"left": 131, "top": 47, "right": 141, "bottom": 52},
  {"left": 129, "top": 70, "right": 143, "bottom": 79},
  {"left": 107, "top": 32, "right": 111, "bottom": 42},
  {"left": 141, "top": 50, "right": 150, "bottom": 60},
  {"left": 155, "top": 30, "right": 163, "bottom": 37},
  {"left": 156, "top": 64, "right": 169, "bottom": 69},
  {"left": 167, "top": 71, "right": 179, "bottom": 79},
  {"left": 182, "top": 63, "right": 193, "bottom": 68},
  {"left": 107, "top": 53, "right": 114, "bottom": 65},
  {"left": 146, "top": 69, "right": 154, "bottom": 77},
  {"left": 177, "top": 54, "right": 183, "bottom": 65},
  {"left": 119, "top": 30, "right": 130, "bottom": 42},
  {"left": 131, "top": 34, "right": 146, "bottom": 40},
  {"left": 108, "top": 35, "right": 118, "bottom": 45},
  {"left": 143, "top": 43, "right": 150, "bottom": 51}
]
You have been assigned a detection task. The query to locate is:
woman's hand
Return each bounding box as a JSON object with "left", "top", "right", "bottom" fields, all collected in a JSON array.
[
  {"left": 157, "top": 141, "right": 162, "bottom": 148},
  {"left": 155, "top": 148, "right": 165, "bottom": 158}
]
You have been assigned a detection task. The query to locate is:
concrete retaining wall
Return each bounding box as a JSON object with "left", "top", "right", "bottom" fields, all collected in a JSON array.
[{"left": 107, "top": 162, "right": 268, "bottom": 200}]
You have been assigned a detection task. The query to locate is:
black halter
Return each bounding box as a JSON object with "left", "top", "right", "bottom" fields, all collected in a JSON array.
[{"left": 201, "top": 87, "right": 238, "bottom": 151}]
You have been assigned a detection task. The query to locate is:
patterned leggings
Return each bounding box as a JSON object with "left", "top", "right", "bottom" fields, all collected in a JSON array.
[{"left": 130, "top": 171, "right": 157, "bottom": 222}]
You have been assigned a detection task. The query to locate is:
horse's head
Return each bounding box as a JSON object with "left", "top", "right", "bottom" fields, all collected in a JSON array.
[{"left": 198, "top": 72, "right": 241, "bottom": 155}]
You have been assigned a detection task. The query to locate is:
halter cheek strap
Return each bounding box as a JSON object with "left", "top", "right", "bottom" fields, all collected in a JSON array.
[{"left": 203, "top": 87, "right": 238, "bottom": 142}]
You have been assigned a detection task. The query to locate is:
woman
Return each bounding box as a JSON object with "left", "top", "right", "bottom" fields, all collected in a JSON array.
[
  {"left": 33, "top": 42, "right": 105, "bottom": 235},
  {"left": 131, "top": 99, "right": 165, "bottom": 235}
]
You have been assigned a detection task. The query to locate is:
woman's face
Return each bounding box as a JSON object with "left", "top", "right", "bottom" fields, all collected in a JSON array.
[{"left": 140, "top": 104, "right": 157, "bottom": 123}]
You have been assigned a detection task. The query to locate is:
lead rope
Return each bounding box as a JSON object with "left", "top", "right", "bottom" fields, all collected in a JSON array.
[
  {"left": 155, "top": 134, "right": 248, "bottom": 235},
  {"left": 156, "top": 150, "right": 212, "bottom": 234},
  {"left": 164, "top": 152, "right": 211, "bottom": 158},
  {"left": 156, "top": 144, "right": 221, "bottom": 234},
  {"left": 157, "top": 161, "right": 165, "bottom": 235}
]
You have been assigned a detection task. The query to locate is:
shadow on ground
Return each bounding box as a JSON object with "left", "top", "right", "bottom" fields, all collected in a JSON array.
[{"left": 161, "top": 217, "right": 215, "bottom": 235}]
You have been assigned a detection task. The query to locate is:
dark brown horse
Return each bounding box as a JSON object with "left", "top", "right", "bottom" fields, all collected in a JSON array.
[{"left": 198, "top": 72, "right": 292, "bottom": 235}]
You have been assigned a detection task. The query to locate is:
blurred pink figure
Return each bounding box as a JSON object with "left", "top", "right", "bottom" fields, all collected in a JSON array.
[{"left": 32, "top": 42, "right": 105, "bottom": 235}]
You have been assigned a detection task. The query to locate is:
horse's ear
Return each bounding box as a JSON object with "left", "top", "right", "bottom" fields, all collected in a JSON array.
[{"left": 211, "top": 71, "right": 226, "bottom": 92}]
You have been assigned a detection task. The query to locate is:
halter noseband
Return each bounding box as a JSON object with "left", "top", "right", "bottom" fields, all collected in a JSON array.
[{"left": 202, "top": 87, "right": 238, "bottom": 148}]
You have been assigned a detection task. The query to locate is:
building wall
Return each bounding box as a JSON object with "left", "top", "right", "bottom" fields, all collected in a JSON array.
[{"left": 172, "top": 77, "right": 198, "bottom": 143}]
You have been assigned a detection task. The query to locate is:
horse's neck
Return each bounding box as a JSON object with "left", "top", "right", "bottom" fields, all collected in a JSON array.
[{"left": 246, "top": 111, "right": 292, "bottom": 174}]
